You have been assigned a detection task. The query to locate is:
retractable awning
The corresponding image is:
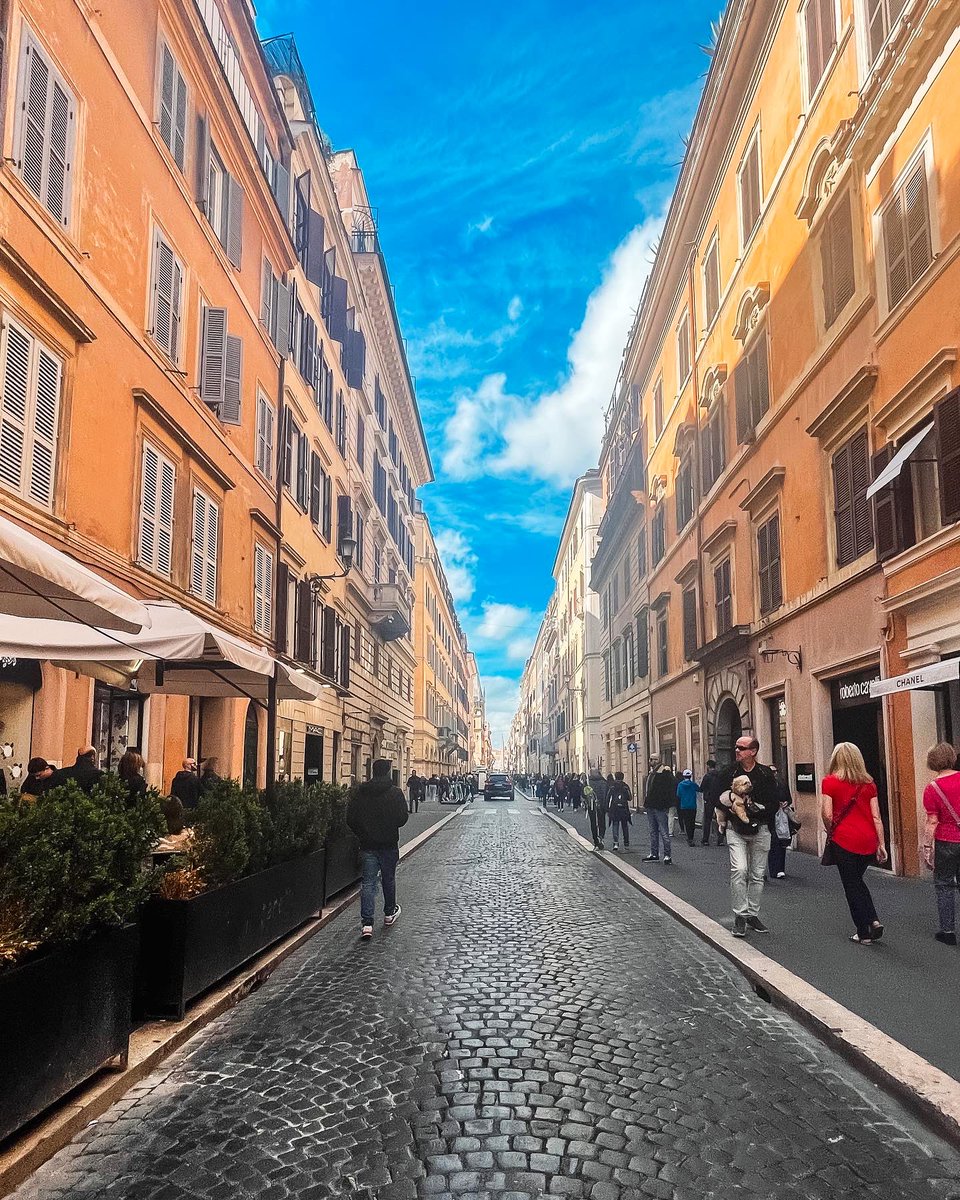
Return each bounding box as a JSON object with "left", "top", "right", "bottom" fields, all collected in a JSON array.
[
  {"left": 0, "top": 600, "right": 323, "bottom": 702},
  {"left": 0, "top": 514, "right": 150, "bottom": 632},
  {"left": 866, "top": 421, "right": 934, "bottom": 500}
]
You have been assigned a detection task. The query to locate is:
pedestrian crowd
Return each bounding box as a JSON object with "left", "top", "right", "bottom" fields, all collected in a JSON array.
[{"left": 405, "top": 772, "right": 478, "bottom": 811}]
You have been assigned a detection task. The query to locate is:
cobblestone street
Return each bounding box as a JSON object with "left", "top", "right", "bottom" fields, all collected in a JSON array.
[{"left": 14, "top": 802, "right": 960, "bottom": 1200}]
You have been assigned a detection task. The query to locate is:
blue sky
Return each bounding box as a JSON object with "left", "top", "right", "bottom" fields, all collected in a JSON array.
[{"left": 256, "top": 0, "right": 720, "bottom": 742}]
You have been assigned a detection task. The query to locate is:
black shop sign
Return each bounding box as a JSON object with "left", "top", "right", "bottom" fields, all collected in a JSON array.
[{"left": 831, "top": 668, "right": 881, "bottom": 710}]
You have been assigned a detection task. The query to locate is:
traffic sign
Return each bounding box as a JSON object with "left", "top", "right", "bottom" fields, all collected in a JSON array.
[{"left": 627, "top": 742, "right": 638, "bottom": 753}]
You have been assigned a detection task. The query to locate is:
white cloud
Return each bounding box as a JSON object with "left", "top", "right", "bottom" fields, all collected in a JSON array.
[
  {"left": 507, "top": 634, "right": 535, "bottom": 662},
  {"left": 507, "top": 295, "right": 523, "bottom": 322},
  {"left": 433, "top": 528, "right": 477, "bottom": 604},
  {"left": 468, "top": 215, "right": 495, "bottom": 235},
  {"left": 486, "top": 509, "right": 566, "bottom": 537},
  {"left": 440, "top": 214, "right": 664, "bottom": 488},
  {"left": 480, "top": 674, "right": 522, "bottom": 745},
  {"left": 474, "top": 601, "right": 535, "bottom": 642}
]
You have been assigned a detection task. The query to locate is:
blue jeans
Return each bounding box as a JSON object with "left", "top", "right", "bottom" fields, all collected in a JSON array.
[
  {"left": 647, "top": 809, "right": 671, "bottom": 858},
  {"left": 360, "top": 847, "right": 399, "bottom": 925}
]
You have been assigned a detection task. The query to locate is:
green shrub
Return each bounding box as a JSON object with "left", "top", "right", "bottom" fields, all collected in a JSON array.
[
  {"left": 261, "top": 780, "right": 330, "bottom": 865},
  {"left": 189, "top": 778, "right": 260, "bottom": 887},
  {"left": 325, "top": 782, "right": 351, "bottom": 842},
  {"left": 0, "top": 776, "right": 164, "bottom": 962}
]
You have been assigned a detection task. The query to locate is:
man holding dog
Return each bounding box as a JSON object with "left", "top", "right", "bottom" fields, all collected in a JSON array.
[{"left": 717, "top": 736, "right": 779, "bottom": 939}]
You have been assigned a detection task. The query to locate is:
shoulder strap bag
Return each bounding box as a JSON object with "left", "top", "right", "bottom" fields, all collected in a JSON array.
[
  {"left": 820, "top": 786, "right": 861, "bottom": 867},
  {"left": 931, "top": 779, "right": 960, "bottom": 836}
]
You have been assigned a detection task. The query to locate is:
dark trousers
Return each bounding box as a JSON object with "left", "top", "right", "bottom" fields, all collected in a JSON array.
[
  {"left": 833, "top": 844, "right": 878, "bottom": 938},
  {"left": 678, "top": 809, "right": 696, "bottom": 844},
  {"left": 360, "top": 847, "right": 399, "bottom": 925},
  {"left": 934, "top": 840, "right": 960, "bottom": 932},
  {"left": 701, "top": 799, "right": 725, "bottom": 844},
  {"left": 768, "top": 838, "right": 788, "bottom": 877},
  {"left": 588, "top": 808, "right": 607, "bottom": 845},
  {"left": 611, "top": 815, "right": 630, "bottom": 847}
]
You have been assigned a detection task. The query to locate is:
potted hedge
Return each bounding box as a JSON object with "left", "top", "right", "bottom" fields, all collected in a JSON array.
[
  {"left": 0, "top": 778, "right": 163, "bottom": 1143},
  {"left": 138, "top": 779, "right": 333, "bottom": 1019},
  {"left": 323, "top": 783, "right": 361, "bottom": 901}
]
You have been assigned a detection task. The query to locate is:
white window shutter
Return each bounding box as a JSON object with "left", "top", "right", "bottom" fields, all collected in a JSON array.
[
  {"left": 199, "top": 306, "right": 227, "bottom": 405},
  {"left": 159, "top": 43, "right": 175, "bottom": 157},
  {"left": 260, "top": 258, "right": 273, "bottom": 328},
  {"left": 191, "top": 489, "right": 206, "bottom": 596},
  {"left": 139, "top": 444, "right": 159, "bottom": 568},
  {"left": 157, "top": 455, "right": 175, "bottom": 577},
  {"left": 204, "top": 496, "right": 218, "bottom": 602},
  {"left": 172, "top": 62, "right": 187, "bottom": 171},
  {"left": 222, "top": 333, "right": 242, "bottom": 425},
  {"left": 29, "top": 345, "right": 60, "bottom": 506},
  {"left": 0, "top": 319, "right": 31, "bottom": 496},
  {"left": 226, "top": 176, "right": 243, "bottom": 268},
  {"left": 274, "top": 280, "right": 290, "bottom": 357},
  {"left": 46, "top": 79, "right": 72, "bottom": 225},
  {"left": 20, "top": 41, "right": 50, "bottom": 203}
]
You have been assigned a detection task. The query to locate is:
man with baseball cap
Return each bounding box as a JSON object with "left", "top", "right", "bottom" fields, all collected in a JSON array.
[{"left": 676, "top": 769, "right": 701, "bottom": 847}]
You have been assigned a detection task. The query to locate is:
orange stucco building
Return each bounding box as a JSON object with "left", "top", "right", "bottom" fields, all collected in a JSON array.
[{"left": 592, "top": 0, "right": 960, "bottom": 875}]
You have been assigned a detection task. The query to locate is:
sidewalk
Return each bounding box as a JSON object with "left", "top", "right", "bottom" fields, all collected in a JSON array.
[{"left": 528, "top": 794, "right": 960, "bottom": 1084}]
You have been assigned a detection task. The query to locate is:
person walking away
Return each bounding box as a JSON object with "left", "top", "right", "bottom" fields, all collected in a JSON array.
[
  {"left": 821, "top": 742, "right": 887, "bottom": 944},
  {"left": 700, "top": 759, "right": 724, "bottom": 846},
  {"left": 406, "top": 771, "right": 421, "bottom": 814},
  {"left": 199, "top": 756, "right": 222, "bottom": 796},
  {"left": 767, "top": 765, "right": 794, "bottom": 879},
  {"left": 921, "top": 742, "right": 960, "bottom": 945},
  {"left": 347, "top": 758, "right": 409, "bottom": 940},
  {"left": 118, "top": 750, "right": 147, "bottom": 803},
  {"left": 171, "top": 758, "right": 201, "bottom": 821},
  {"left": 554, "top": 775, "right": 566, "bottom": 810},
  {"left": 567, "top": 773, "right": 583, "bottom": 812},
  {"left": 19, "top": 757, "right": 52, "bottom": 801},
  {"left": 717, "top": 736, "right": 779, "bottom": 937},
  {"left": 47, "top": 746, "right": 104, "bottom": 795},
  {"left": 584, "top": 778, "right": 605, "bottom": 850},
  {"left": 676, "top": 770, "right": 700, "bottom": 846},
  {"left": 588, "top": 769, "right": 609, "bottom": 842},
  {"left": 643, "top": 759, "right": 676, "bottom": 864},
  {"left": 427, "top": 773, "right": 439, "bottom": 804},
  {"left": 608, "top": 772, "right": 633, "bottom": 850}
]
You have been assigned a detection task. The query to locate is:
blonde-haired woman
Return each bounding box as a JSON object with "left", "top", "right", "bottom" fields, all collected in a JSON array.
[{"left": 821, "top": 742, "right": 888, "bottom": 945}]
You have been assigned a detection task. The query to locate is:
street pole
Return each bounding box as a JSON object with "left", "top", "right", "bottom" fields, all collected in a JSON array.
[
  {"left": 631, "top": 744, "right": 639, "bottom": 812},
  {"left": 266, "top": 669, "right": 278, "bottom": 797}
]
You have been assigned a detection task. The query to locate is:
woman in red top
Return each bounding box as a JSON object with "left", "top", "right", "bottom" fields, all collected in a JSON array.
[
  {"left": 821, "top": 742, "right": 888, "bottom": 945},
  {"left": 921, "top": 741, "right": 960, "bottom": 945}
]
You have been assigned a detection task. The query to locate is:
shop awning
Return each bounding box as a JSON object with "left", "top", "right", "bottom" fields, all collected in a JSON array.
[
  {"left": 0, "top": 514, "right": 150, "bottom": 632},
  {"left": 0, "top": 600, "right": 323, "bottom": 702},
  {"left": 869, "top": 658, "right": 960, "bottom": 698},
  {"left": 865, "top": 422, "right": 934, "bottom": 499}
]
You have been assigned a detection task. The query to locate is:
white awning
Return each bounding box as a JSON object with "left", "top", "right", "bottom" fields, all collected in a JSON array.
[
  {"left": 0, "top": 600, "right": 325, "bottom": 702},
  {"left": 0, "top": 514, "right": 150, "bottom": 632},
  {"left": 869, "top": 658, "right": 960, "bottom": 698},
  {"left": 866, "top": 421, "right": 934, "bottom": 500}
]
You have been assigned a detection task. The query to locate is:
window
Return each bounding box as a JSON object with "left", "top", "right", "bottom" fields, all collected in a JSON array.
[
  {"left": 260, "top": 258, "right": 290, "bottom": 354},
  {"left": 738, "top": 128, "right": 762, "bottom": 248},
  {"left": 653, "top": 377, "right": 664, "bottom": 437},
  {"left": 676, "top": 450, "right": 695, "bottom": 531},
  {"left": 253, "top": 542, "right": 273, "bottom": 636},
  {"left": 355, "top": 511, "right": 365, "bottom": 574},
  {"left": 636, "top": 610, "right": 649, "bottom": 678},
  {"left": 637, "top": 524, "right": 647, "bottom": 580},
  {"left": 198, "top": 307, "right": 242, "bottom": 425},
  {"left": 656, "top": 608, "right": 669, "bottom": 677},
  {"left": 880, "top": 151, "right": 934, "bottom": 313},
  {"left": 612, "top": 638, "right": 622, "bottom": 695},
  {"left": 734, "top": 333, "right": 770, "bottom": 443},
  {"left": 336, "top": 392, "right": 347, "bottom": 458},
  {"left": 821, "top": 192, "right": 856, "bottom": 328},
  {"left": 652, "top": 504, "right": 665, "bottom": 566},
  {"left": 0, "top": 315, "right": 62, "bottom": 508},
  {"left": 374, "top": 377, "right": 387, "bottom": 429},
  {"left": 714, "top": 558, "right": 732, "bottom": 636},
  {"left": 682, "top": 586, "right": 698, "bottom": 661},
  {"left": 864, "top": 0, "right": 909, "bottom": 68},
  {"left": 204, "top": 142, "right": 243, "bottom": 267},
  {"left": 703, "top": 234, "right": 720, "bottom": 327},
  {"left": 702, "top": 402, "right": 725, "bottom": 492},
  {"left": 831, "top": 427, "right": 873, "bottom": 567},
  {"left": 15, "top": 31, "right": 77, "bottom": 226},
  {"left": 757, "top": 512, "right": 783, "bottom": 615},
  {"left": 138, "top": 442, "right": 176, "bottom": 577},
  {"left": 149, "top": 229, "right": 184, "bottom": 363},
  {"left": 356, "top": 411, "right": 365, "bottom": 471},
  {"left": 190, "top": 489, "right": 219, "bottom": 604},
  {"left": 803, "top": 0, "right": 838, "bottom": 99},
  {"left": 602, "top": 650, "right": 611, "bottom": 702},
  {"left": 676, "top": 312, "right": 691, "bottom": 387},
  {"left": 255, "top": 392, "right": 275, "bottom": 480},
  {"left": 157, "top": 40, "right": 188, "bottom": 171}
]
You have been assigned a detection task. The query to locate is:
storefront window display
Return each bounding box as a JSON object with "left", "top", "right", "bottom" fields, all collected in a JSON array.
[{"left": 92, "top": 682, "right": 144, "bottom": 771}]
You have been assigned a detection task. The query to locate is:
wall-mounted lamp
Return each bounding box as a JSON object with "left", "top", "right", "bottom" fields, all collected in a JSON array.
[
  {"left": 307, "top": 537, "right": 357, "bottom": 589},
  {"left": 760, "top": 645, "right": 802, "bottom": 672}
]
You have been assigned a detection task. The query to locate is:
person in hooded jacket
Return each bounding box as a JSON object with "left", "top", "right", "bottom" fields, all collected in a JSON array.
[
  {"left": 347, "top": 758, "right": 410, "bottom": 940},
  {"left": 585, "top": 769, "right": 609, "bottom": 850}
]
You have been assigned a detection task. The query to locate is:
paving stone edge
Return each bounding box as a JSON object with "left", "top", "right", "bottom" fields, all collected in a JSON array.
[
  {"left": 0, "top": 808, "right": 463, "bottom": 1199},
  {"left": 546, "top": 806, "right": 960, "bottom": 1149}
]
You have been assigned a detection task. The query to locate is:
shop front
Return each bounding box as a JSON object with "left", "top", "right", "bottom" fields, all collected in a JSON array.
[{"left": 828, "top": 665, "right": 892, "bottom": 867}]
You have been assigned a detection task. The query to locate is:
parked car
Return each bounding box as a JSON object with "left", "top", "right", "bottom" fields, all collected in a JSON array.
[{"left": 484, "top": 773, "right": 515, "bottom": 802}]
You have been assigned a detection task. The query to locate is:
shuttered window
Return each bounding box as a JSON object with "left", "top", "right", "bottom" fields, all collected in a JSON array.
[
  {"left": 157, "top": 41, "right": 187, "bottom": 171},
  {"left": 714, "top": 558, "right": 732, "bottom": 636},
  {"left": 821, "top": 193, "right": 856, "bottom": 328},
  {"left": 831, "top": 428, "right": 874, "bottom": 567},
  {"left": 677, "top": 313, "right": 691, "bottom": 386},
  {"left": 881, "top": 155, "right": 933, "bottom": 312},
  {"left": 803, "top": 0, "right": 837, "bottom": 99},
  {"left": 253, "top": 542, "right": 273, "bottom": 636},
  {"left": 656, "top": 610, "right": 669, "bottom": 677},
  {"left": 653, "top": 377, "right": 664, "bottom": 437},
  {"left": 295, "top": 430, "right": 309, "bottom": 511},
  {"left": 676, "top": 454, "right": 695, "bottom": 530},
  {"left": 652, "top": 505, "right": 665, "bottom": 565},
  {"left": 703, "top": 235, "right": 720, "bottom": 326},
  {"left": 682, "top": 586, "right": 698, "bottom": 661},
  {"left": 637, "top": 524, "right": 647, "bottom": 580},
  {"left": 205, "top": 142, "right": 243, "bottom": 267},
  {"left": 738, "top": 130, "right": 762, "bottom": 247},
  {"left": 734, "top": 334, "right": 770, "bottom": 443},
  {"left": 336, "top": 392, "right": 347, "bottom": 458},
  {"left": 198, "top": 306, "right": 242, "bottom": 424},
  {"left": 636, "top": 610, "right": 649, "bottom": 678},
  {"left": 757, "top": 513, "right": 783, "bottom": 615},
  {"left": 149, "top": 229, "right": 184, "bottom": 363},
  {"left": 0, "top": 316, "right": 62, "bottom": 508},
  {"left": 15, "top": 32, "right": 76, "bottom": 226},
  {"left": 190, "top": 489, "right": 219, "bottom": 604},
  {"left": 356, "top": 412, "right": 365, "bottom": 472},
  {"left": 866, "top": 0, "right": 909, "bottom": 66},
  {"left": 255, "top": 392, "right": 274, "bottom": 480},
  {"left": 935, "top": 388, "right": 960, "bottom": 528},
  {"left": 702, "top": 404, "right": 726, "bottom": 492},
  {"left": 139, "top": 443, "right": 176, "bottom": 577}
]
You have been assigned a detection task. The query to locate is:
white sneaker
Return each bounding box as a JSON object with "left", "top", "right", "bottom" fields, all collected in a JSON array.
[
  {"left": 384, "top": 904, "right": 402, "bottom": 927},
  {"left": 361, "top": 925, "right": 373, "bottom": 940},
  {"left": 612, "top": 842, "right": 619, "bottom": 850}
]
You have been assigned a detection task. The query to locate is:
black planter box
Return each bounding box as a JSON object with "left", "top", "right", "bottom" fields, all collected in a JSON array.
[
  {"left": 0, "top": 925, "right": 137, "bottom": 1144},
  {"left": 324, "top": 831, "right": 360, "bottom": 901},
  {"left": 138, "top": 849, "right": 325, "bottom": 1019}
]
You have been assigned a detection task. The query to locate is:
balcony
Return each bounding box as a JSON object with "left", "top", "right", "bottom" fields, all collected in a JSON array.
[{"left": 368, "top": 582, "right": 411, "bottom": 642}]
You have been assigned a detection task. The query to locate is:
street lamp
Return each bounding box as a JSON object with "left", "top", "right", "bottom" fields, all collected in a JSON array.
[{"left": 307, "top": 537, "right": 357, "bottom": 588}]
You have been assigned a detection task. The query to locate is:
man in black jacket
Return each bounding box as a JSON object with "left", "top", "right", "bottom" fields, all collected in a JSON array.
[
  {"left": 643, "top": 759, "right": 677, "bottom": 864},
  {"left": 170, "top": 758, "right": 201, "bottom": 821},
  {"left": 717, "top": 736, "right": 779, "bottom": 937},
  {"left": 347, "top": 758, "right": 410, "bottom": 940},
  {"left": 47, "top": 746, "right": 103, "bottom": 795},
  {"left": 700, "top": 759, "right": 724, "bottom": 846}
]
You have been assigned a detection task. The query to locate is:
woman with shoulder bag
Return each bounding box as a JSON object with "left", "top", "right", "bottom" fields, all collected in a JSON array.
[
  {"left": 921, "top": 742, "right": 960, "bottom": 946},
  {"left": 821, "top": 742, "right": 887, "bottom": 945}
]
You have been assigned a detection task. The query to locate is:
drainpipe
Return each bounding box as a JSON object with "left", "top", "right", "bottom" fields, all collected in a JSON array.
[
  {"left": 686, "top": 248, "right": 709, "bottom": 763},
  {"left": 267, "top": 341, "right": 288, "bottom": 794}
]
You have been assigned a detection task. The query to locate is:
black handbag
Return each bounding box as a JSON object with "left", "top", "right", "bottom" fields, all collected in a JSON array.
[{"left": 820, "top": 789, "right": 859, "bottom": 867}]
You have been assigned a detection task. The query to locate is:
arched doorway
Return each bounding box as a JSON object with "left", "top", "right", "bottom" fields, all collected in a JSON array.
[
  {"left": 715, "top": 697, "right": 743, "bottom": 767},
  {"left": 242, "top": 703, "right": 259, "bottom": 788}
]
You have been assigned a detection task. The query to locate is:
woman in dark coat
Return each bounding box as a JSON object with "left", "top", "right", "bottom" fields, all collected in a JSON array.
[{"left": 118, "top": 750, "right": 147, "bottom": 803}]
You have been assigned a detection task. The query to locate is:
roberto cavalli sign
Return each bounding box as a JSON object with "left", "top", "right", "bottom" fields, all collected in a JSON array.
[{"left": 869, "top": 659, "right": 960, "bottom": 698}]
